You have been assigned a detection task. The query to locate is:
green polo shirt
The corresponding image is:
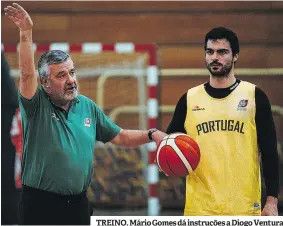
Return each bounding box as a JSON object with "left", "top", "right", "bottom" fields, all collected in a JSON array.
[{"left": 19, "top": 87, "right": 121, "bottom": 195}]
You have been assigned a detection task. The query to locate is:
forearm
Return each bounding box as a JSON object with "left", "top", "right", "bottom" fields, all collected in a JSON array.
[
  {"left": 19, "top": 30, "right": 37, "bottom": 97},
  {"left": 113, "top": 129, "right": 150, "bottom": 147},
  {"left": 261, "top": 145, "right": 279, "bottom": 197}
]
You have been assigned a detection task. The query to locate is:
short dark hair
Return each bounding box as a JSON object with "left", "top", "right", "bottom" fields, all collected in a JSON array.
[
  {"left": 38, "top": 50, "right": 70, "bottom": 78},
  {"left": 204, "top": 27, "right": 240, "bottom": 56}
]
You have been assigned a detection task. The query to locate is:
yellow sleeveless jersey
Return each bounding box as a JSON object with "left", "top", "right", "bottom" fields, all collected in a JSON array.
[{"left": 184, "top": 81, "right": 261, "bottom": 216}]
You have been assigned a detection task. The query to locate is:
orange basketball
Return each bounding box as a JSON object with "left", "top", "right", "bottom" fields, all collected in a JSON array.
[{"left": 156, "top": 133, "right": 200, "bottom": 177}]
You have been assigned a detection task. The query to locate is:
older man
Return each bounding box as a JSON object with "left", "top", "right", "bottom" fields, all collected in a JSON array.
[{"left": 4, "top": 3, "right": 166, "bottom": 225}]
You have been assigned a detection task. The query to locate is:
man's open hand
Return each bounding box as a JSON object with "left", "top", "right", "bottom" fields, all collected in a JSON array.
[{"left": 4, "top": 3, "right": 33, "bottom": 31}]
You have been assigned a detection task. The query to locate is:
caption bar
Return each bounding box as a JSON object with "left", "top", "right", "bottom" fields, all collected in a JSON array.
[{"left": 91, "top": 216, "right": 283, "bottom": 226}]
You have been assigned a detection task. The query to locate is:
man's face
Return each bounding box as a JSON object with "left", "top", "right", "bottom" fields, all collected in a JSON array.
[
  {"left": 46, "top": 59, "right": 78, "bottom": 104},
  {"left": 205, "top": 39, "right": 238, "bottom": 77}
]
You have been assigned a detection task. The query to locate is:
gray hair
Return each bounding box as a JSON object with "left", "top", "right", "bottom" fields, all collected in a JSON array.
[{"left": 38, "top": 50, "right": 70, "bottom": 78}]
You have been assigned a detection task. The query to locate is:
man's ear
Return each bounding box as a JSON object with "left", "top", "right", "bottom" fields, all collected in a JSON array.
[
  {"left": 233, "top": 54, "right": 239, "bottom": 63},
  {"left": 41, "top": 77, "right": 50, "bottom": 88}
]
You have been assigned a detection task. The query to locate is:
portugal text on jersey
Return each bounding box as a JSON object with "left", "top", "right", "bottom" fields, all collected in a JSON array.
[{"left": 196, "top": 119, "right": 245, "bottom": 135}]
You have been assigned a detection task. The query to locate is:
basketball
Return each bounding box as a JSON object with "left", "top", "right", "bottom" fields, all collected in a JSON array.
[{"left": 156, "top": 133, "right": 201, "bottom": 177}]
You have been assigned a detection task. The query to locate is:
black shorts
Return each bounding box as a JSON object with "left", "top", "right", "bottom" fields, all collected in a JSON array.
[{"left": 19, "top": 185, "right": 93, "bottom": 225}]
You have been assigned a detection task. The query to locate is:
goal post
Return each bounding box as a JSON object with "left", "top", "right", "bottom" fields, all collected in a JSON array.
[{"left": 2, "top": 42, "right": 160, "bottom": 216}]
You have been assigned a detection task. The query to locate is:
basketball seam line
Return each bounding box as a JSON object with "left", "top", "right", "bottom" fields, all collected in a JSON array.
[
  {"left": 168, "top": 139, "right": 193, "bottom": 173},
  {"left": 164, "top": 138, "right": 177, "bottom": 177}
]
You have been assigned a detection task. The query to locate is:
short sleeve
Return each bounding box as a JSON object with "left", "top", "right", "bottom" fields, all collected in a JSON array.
[
  {"left": 18, "top": 89, "right": 40, "bottom": 118},
  {"left": 94, "top": 103, "right": 121, "bottom": 143}
]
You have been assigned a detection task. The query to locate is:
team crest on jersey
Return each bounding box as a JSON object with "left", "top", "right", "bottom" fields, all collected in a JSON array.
[
  {"left": 237, "top": 99, "right": 248, "bottom": 111},
  {"left": 51, "top": 113, "right": 59, "bottom": 121},
  {"left": 238, "top": 99, "right": 248, "bottom": 107},
  {"left": 84, "top": 118, "right": 91, "bottom": 127}
]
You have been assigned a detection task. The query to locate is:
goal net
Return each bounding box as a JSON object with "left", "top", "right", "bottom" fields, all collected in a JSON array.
[{"left": 4, "top": 42, "right": 160, "bottom": 215}]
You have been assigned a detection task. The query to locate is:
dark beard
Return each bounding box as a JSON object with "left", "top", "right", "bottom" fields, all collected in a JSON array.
[{"left": 206, "top": 62, "right": 233, "bottom": 78}]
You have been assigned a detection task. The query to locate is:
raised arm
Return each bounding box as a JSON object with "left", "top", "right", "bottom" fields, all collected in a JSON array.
[{"left": 4, "top": 3, "right": 37, "bottom": 99}]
